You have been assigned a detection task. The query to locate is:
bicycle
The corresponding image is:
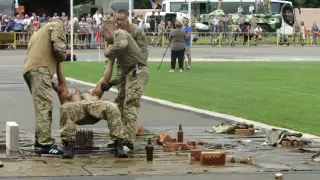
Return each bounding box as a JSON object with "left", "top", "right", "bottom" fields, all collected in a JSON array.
[{"left": 211, "top": 32, "right": 229, "bottom": 47}]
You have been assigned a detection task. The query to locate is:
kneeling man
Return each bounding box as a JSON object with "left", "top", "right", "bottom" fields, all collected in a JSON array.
[{"left": 53, "top": 62, "right": 129, "bottom": 159}]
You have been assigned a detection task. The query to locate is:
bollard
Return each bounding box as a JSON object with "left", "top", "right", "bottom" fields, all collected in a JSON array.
[{"left": 6, "top": 122, "right": 19, "bottom": 152}]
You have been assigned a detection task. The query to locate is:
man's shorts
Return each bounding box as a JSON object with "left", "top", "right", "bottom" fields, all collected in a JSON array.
[{"left": 185, "top": 46, "right": 191, "bottom": 55}]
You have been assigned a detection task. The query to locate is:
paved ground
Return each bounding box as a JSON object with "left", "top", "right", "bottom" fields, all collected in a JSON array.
[
  {"left": 71, "top": 46, "right": 320, "bottom": 61},
  {"left": 0, "top": 48, "right": 319, "bottom": 178}
]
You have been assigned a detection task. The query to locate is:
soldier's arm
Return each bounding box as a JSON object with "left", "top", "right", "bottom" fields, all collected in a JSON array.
[
  {"left": 50, "top": 23, "right": 67, "bottom": 62},
  {"left": 186, "top": 27, "right": 192, "bottom": 38},
  {"left": 104, "top": 31, "right": 128, "bottom": 59}
]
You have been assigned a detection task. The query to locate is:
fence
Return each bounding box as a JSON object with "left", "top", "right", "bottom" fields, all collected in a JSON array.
[{"left": 0, "top": 31, "right": 319, "bottom": 49}]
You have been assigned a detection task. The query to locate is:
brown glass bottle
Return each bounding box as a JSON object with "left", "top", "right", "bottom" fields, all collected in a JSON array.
[
  {"left": 146, "top": 138, "right": 154, "bottom": 161},
  {"left": 177, "top": 124, "right": 183, "bottom": 142}
]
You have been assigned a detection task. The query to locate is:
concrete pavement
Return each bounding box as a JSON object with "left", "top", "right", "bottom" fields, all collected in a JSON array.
[
  {"left": 71, "top": 46, "right": 320, "bottom": 61},
  {"left": 0, "top": 48, "right": 320, "bottom": 178}
]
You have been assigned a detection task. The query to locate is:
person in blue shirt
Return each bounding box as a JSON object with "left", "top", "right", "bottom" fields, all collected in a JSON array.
[
  {"left": 40, "top": 14, "right": 47, "bottom": 24},
  {"left": 311, "top": 22, "right": 319, "bottom": 45},
  {"left": 6, "top": 16, "right": 15, "bottom": 32},
  {"left": 181, "top": 18, "right": 192, "bottom": 70}
]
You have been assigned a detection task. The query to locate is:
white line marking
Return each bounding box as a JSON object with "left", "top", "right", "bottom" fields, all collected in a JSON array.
[{"left": 60, "top": 76, "right": 320, "bottom": 142}]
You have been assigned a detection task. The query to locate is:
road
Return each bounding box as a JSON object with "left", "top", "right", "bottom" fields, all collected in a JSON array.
[
  {"left": 0, "top": 48, "right": 319, "bottom": 178},
  {"left": 71, "top": 46, "right": 320, "bottom": 62}
]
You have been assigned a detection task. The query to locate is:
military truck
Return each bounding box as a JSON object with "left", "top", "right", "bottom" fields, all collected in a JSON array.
[
  {"left": 0, "top": 0, "right": 15, "bottom": 49},
  {"left": 73, "top": 4, "right": 103, "bottom": 19},
  {"left": 200, "top": 9, "right": 282, "bottom": 33}
]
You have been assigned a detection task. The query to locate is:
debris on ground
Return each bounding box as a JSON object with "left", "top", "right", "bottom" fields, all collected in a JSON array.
[
  {"left": 0, "top": 161, "right": 3, "bottom": 168},
  {"left": 205, "top": 122, "right": 254, "bottom": 134},
  {"left": 273, "top": 173, "right": 283, "bottom": 179},
  {"left": 265, "top": 129, "right": 311, "bottom": 147},
  {"left": 312, "top": 151, "right": 320, "bottom": 162}
]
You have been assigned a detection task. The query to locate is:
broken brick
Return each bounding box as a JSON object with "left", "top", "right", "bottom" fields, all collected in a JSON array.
[
  {"left": 234, "top": 129, "right": 254, "bottom": 136},
  {"left": 171, "top": 137, "right": 177, "bottom": 142},
  {"left": 292, "top": 140, "right": 303, "bottom": 147},
  {"left": 156, "top": 132, "right": 173, "bottom": 145},
  {"left": 197, "top": 140, "right": 204, "bottom": 145},
  {"left": 200, "top": 151, "right": 226, "bottom": 166},
  {"left": 163, "top": 144, "right": 178, "bottom": 152},
  {"left": 190, "top": 149, "right": 215, "bottom": 161},
  {"left": 0, "top": 161, "right": 3, "bottom": 168},
  {"left": 166, "top": 142, "right": 188, "bottom": 151},
  {"left": 281, "top": 140, "right": 292, "bottom": 147},
  {"left": 136, "top": 126, "right": 144, "bottom": 136},
  {"left": 187, "top": 141, "right": 197, "bottom": 150},
  {"left": 273, "top": 173, "right": 283, "bottom": 179}
]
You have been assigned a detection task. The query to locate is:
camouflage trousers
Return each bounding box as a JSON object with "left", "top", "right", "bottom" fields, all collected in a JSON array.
[
  {"left": 157, "top": 32, "right": 163, "bottom": 46},
  {"left": 23, "top": 67, "right": 55, "bottom": 146},
  {"left": 293, "top": 33, "right": 301, "bottom": 43},
  {"left": 60, "top": 100, "right": 126, "bottom": 141},
  {"left": 114, "top": 66, "right": 149, "bottom": 144},
  {"left": 264, "top": 0, "right": 271, "bottom": 14}
]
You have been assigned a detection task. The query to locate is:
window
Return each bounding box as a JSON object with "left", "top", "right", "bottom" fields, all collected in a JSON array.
[
  {"left": 162, "top": 3, "right": 166, "bottom": 12},
  {"left": 170, "top": 2, "right": 187, "bottom": 13},
  {"left": 0, "top": 0, "right": 14, "bottom": 15}
]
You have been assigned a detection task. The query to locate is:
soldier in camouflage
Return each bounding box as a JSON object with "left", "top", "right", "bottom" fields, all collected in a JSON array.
[
  {"left": 293, "top": 21, "right": 301, "bottom": 45},
  {"left": 157, "top": 20, "right": 166, "bottom": 47},
  {"left": 263, "top": 0, "right": 271, "bottom": 14},
  {"left": 53, "top": 63, "right": 129, "bottom": 159},
  {"left": 23, "top": 18, "right": 67, "bottom": 156},
  {"left": 229, "top": 21, "right": 240, "bottom": 45},
  {"left": 104, "top": 10, "right": 148, "bottom": 150},
  {"left": 101, "top": 21, "right": 149, "bottom": 151}
]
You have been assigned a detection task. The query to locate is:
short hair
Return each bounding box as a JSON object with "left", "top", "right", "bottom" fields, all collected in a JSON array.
[
  {"left": 116, "top": 9, "right": 129, "bottom": 16},
  {"left": 175, "top": 21, "right": 182, "bottom": 28},
  {"left": 103, "top": 20, "right": 117, "bottom": 35},
  {"left": 51, "top": 17, "right": 63, "bottom": 23}
]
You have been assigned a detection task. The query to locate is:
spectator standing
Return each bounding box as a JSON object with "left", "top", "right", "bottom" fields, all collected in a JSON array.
[
  {"left": 300, "top": 21, "right": 306, "bottom": 46},
  {"left": 311, "top": 22, "right": 318, "bottom": 45},
  {"left": 182, "top": 18, "right": 192, "bottom": 70},
  {"left": 237, "top": 4, "right": 243, "bottom": 14},
  {"left": 14, "top": 14, "right": 24, "bottom": 40},
  {"left": 249, "top": 4, "right": 255, "bottom": 14},
  {"left": 78, "top": 17, "right": 87, "bottom": 48},
  {"left": 169, "top": 21, "right": 186, "bottom": 73},
  {"left": 6, "top": 16, "right": 15, "bottom": 32},
  {"left": 86, "top": 17, "right": 94, "bottom": 49},
  {"left": 1, "top": 15, "right": 8, "bottom": 32}
]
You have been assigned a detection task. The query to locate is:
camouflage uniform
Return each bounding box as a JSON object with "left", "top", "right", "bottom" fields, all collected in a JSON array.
[
  {"left": 157, "top": 23, "right": 165, "bottom": 46},
  {"left": 114, "top": 23, "right": 148, "bottom": 123},
  {"left": 229, "top": 24, "right": 240, "bottom": 43},
  {"left": 250, "top": 16, "right": 258, "bottom": 29},
  {"left": 263, "top": 0, "right": 271, "bottom": 14},
  {"left": 60, "top": 100, "right": 126, "bottom": 141},
  {"left": 218, "top": 16, "right": 224, "bottom": 34},
  {"left": 105, "top": 30, "right": 149, "bottom": 143},
  {"left": 293, "top": 23, "right": 301, "bottom": 44},
  {"left": 23, "top": 22, "right": 66, "bottom": 146}
]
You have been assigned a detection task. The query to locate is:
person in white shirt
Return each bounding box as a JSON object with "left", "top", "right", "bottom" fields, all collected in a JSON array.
[
  {"left": 93, "top": 9, "right": 102, "bottom": 26},
  {"left": 253, "top": 25, "right": 262, "bottom": 46},
  {"left": 249, "top": 4, "right": 255, "bottom": 14},
  {"left": 22, "top": 14, "right": 31, "bottom": 31},
  {"left": 237, "top": 4, "right": 243, "bottom": 14}
]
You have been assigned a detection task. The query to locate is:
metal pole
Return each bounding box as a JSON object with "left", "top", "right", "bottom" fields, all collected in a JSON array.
[
  {"left": 129, "top": 0, "right": 132, "bottom": 23},
  {"left": 188, "top": 0, "right": 191, "bottom": 24},
  {"left": 70, "top": 0, "right": 74, "bottom": 62}
]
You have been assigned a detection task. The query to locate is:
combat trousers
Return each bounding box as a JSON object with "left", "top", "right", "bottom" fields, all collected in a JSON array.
[
  {"left": 293, "top": 33, "right": 300, "bottom": 44},
  {"left": 114, "top": 66, "right": 149, "bottom": 144},
  {"left": 23, "top": 67, "right": 55, "bottom": 146},
  {"left": 60, "top": 100, "right": 126, "bottom": 141}
]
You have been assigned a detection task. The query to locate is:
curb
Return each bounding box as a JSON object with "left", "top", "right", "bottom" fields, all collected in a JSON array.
[{"left": 62, "top": 76, "right": 320, "bottom": 142}]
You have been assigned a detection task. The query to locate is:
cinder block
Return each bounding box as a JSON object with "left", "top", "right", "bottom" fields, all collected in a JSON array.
[
  {"left": 6, "top": 122, "right": 19, "bottom": 152},
  {"left": 200, "top": 151, "right": 226, "bottom": 166},
  {"left": 274, "top": 173, "right": 283, "bottom": 179}
]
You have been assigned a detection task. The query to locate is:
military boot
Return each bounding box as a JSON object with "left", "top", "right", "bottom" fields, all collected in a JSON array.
[
  {"left": 62, "top": 140, "right": 74, "bottom": 159},
  {"left": 114, "top": 139, "right": 129, "bottom": 158},
  {"left": 107, "top": 141, "right": 134, "bottom": 151}
]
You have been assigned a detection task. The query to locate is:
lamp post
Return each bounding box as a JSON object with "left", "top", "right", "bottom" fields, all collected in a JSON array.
[{"left": 70, "top": 0, "right": 74, "bottom": 61}]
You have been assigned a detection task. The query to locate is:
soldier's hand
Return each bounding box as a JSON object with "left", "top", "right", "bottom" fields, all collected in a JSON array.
[
  {"left": 109, "top": 78, "right": 120, "bottom": 86},
  {"left": 100, "top": 82, "right": 113, "bottom": 92}
]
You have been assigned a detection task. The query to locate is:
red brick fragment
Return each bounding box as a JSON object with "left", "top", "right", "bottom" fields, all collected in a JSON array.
[
  {"left": 189, "top": 157, "right": 195, "bottom": 165},
  {"left": 200, "top": 152, "right": 226, "bottom": 166},
  {"left": 187, "top": 141, "right": 197, "bottom": 150},
  {"left": 163, "top": 144, "right": 177, "bottom": 152},
  {"left": 156, "top": 132, "right": 173, "bottom": 145},
  {"left": 197, "top": 140, "right": 204, "bottom": 145},
  {"left": 190, "top": 149, "right": 215, "bottom": 161},
  {"left": 281, "top": 140, "right": 292, "bottom": 147},
  {"left": 273, "top": 173, "right": 283, "bottom": 179},
  {"left": 234, "top": 129, "right": 254, "bottom": 136}
]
